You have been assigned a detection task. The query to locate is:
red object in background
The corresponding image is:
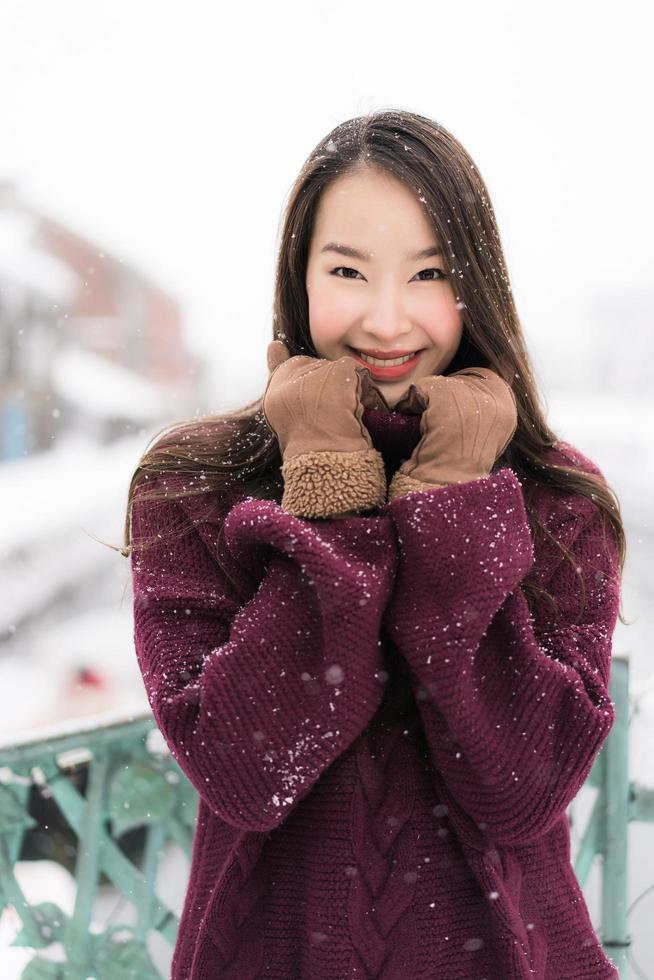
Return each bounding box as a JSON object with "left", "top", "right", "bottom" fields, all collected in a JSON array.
[{"left": 74, "top": 666, "right": 105, "bottom": 687}]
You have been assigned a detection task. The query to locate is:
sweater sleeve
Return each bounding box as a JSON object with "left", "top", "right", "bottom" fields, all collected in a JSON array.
[
  {"left": 130, "top": 480, "right": 397, "bottom": 833},
  {"left": 380, "top": 466, "right": 621, "bottom": 850}
]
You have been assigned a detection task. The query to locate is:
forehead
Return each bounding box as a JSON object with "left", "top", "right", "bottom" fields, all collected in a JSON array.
[
  {"left": 319, "top": 168, "right": 413, "bottom": 208},
  {"left": 312, "top": 170, "right": 437, "bottom": 246}
]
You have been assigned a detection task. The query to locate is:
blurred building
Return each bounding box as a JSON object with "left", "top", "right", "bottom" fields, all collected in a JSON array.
[{"left": 0, "top": 180, "right": 206, "bottom": 460}]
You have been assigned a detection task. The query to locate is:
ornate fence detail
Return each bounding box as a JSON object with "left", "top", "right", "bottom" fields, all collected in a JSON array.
[
  {"left": 0, "top": 709, "right": 197, "bottom": 979},
  {"left": 570, "top": 652, "right": 654, "bottom": 977},
  {"left": 0, "top": 652, "right": 651, "bottom": 978}
]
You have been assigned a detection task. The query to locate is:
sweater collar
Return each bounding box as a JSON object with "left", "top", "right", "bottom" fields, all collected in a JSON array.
[{"left": 361, "top": 408, "right": 422, "bottom": 465}]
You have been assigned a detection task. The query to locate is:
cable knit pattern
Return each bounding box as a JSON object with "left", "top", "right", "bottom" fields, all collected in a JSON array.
[
  {"left": 130, "top": 408, "right": 621, "bottom": 979},
  {"left": 348, "top": 720, "right": 419, "bottom": 978},
  {"left": 194, "top": 830, "right": 268, "bottom": 977}
]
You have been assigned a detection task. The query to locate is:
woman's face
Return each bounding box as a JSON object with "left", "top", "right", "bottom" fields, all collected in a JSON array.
[{"left": 305, "top": 167, "right": 464, "bottom": 409}]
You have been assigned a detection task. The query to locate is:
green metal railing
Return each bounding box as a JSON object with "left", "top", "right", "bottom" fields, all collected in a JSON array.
[
  {"left": 0, "top": 651, "right": 650, "bottom": 978},
  {"left": 570, "top": 652, "right": 654, "bottom": 977},
  {"left": 0, "top": 710, "right": 198, "bottom": 978}
]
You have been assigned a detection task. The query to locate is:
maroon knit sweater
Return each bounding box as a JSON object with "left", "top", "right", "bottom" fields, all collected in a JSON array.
[{"left": 130, "top": 408, "right": 621, "bottom": 979}]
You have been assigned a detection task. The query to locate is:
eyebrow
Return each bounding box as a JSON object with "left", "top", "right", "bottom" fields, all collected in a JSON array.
[{"left": 320, "top": 242, "right": 442, "bottom": 261}]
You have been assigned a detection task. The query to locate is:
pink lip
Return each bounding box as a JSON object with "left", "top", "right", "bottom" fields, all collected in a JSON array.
[{"left": 349, "top": 347, "right": 424, "bottom": 381}]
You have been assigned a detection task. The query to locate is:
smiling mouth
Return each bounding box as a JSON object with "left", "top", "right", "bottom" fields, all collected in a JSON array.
[
  {"left": 355, "top": 351, "right": 419, "bottom": 367},
  {"left": 347, "top": 348, "right": 426, "bottom": 387}
]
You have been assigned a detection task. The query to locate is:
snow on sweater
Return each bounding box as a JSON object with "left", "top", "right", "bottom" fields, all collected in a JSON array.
[{"left": 130, "top": 406, "right": 621, "bottom": 979}]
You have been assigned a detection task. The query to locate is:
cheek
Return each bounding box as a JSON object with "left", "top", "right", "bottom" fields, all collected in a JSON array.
[
  {"left": 443, "top": 303, "right": 464, "bottom": 345},
  {"left": 415, "top": 291, "right": 464, "bottom": 346},
  {"left": 432, "top": 288, "right": 463, "bottom": 333},
  {"left": 307, "top": 281, "right": 354, "bottom": 343}
]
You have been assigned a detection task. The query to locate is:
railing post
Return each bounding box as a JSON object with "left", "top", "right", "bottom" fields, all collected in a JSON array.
[
  {"left": 134, "top": 820, "right": 167, "bottom": 941},
  {"left": 601, "top": 653, "right": 631, "bottom": 973},
  {"left": 64, "top": 746, "right": 110, "bottom": 971}
]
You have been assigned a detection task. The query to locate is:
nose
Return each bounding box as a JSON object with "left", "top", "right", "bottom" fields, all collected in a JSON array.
[{"left": 360, "top": 289, "right": 413, "bottom": 346}]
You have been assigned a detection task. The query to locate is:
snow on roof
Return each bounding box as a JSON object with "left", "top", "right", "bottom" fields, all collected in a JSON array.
[
  {"left": 51, "top": 345, "right": 172, "bottom": 420},
  {"left": 0, "top": 429, "right": 147, "bottom": 555},
  {"left": 0, "top": 209, "right": 79, "bottom": 303}
]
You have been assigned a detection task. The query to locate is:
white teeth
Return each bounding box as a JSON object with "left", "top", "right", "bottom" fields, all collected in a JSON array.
[{"left": 357, "top": 351, "right": 416, "bottom": 367}]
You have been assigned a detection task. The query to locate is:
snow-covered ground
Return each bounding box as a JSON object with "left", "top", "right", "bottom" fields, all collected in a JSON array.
[
  {"left": 0, "top": 387, "right": 652, "bottom": 977},
  {"left": 0, "top": 429, "right": 150, "bottom": 734}
]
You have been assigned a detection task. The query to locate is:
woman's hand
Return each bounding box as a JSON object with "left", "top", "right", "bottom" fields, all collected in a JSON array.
[
  {"left": 262, "top": 340, "right": 388, "bottom": 518},
  {"left": 388, "top": 367, "right": 518, "bottom": 500}
]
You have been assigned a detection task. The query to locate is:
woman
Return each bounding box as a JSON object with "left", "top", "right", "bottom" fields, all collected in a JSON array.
[{"left": 124, "top": 109, "right": 626, "bottom": 978}]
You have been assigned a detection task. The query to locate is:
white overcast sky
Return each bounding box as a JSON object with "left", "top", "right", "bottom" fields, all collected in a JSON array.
[{"left": 1, "top": 0, "right": 652, "bottom": 411}]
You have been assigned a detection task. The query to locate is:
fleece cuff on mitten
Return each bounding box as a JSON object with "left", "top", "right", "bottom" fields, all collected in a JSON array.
[
  {"left": 387, "top": 470, "right": 448, "bottom": 501},
  {"left": 281, "top": 449, "right": 387, "bottom": 519}
]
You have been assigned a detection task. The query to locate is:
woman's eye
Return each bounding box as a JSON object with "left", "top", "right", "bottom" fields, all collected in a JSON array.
[
  {"left": 414, "top": 268, "right": 445, "bottom": 281},
  {"left": 330, "top": 266, "right": 445, "bottom": 281},
  {"left": 331, "top": 266, "right": 361, "bottom": 279}
]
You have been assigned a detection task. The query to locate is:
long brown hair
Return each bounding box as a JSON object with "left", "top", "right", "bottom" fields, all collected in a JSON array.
[{"left": 109, "top": 109, "right": 628, "bottom": 627}]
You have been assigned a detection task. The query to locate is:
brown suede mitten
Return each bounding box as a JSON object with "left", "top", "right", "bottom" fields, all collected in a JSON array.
[
  {"left": 262, "top": 340, "right": 389, "bottom": 519},
  {"left": 388, "top": 367, "right": 518, "bottom": 501}
]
